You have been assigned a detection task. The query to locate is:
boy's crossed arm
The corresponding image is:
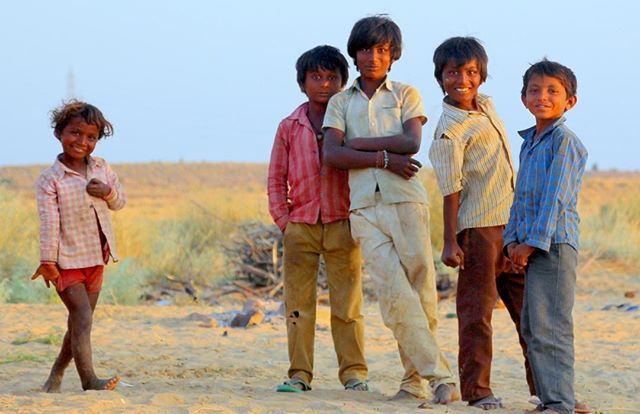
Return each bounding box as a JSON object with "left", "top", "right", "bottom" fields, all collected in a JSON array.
[
  {"left": 323, "top": 117, "right": 423, "bottom": 180},
  {"left": 342, "top": 117, "right": 423, "bottom": 155}
]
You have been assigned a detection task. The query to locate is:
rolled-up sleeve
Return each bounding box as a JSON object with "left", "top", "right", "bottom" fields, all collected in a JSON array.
[
  {"left": 401, "top": 85, "right": 427, "bottom": 125},
  {"left": 322, "top": 94, "right": 346, "bottom": 133},
  {"left": 429, "top": 134, "right": 464, "bottom": 196}
]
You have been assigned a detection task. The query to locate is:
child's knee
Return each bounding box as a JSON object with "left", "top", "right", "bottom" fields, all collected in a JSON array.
[{"left": 72, "top": 309, "right": 93, "bottom": 332}]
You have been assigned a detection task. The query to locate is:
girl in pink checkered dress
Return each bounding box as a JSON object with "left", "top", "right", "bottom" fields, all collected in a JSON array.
[{"left": 31, "top": 101, "right": 126, "bottom": 392}]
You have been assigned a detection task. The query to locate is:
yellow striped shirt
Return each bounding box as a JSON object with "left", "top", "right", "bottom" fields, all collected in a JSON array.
[{"left": 428, "top": 94, "right": 515, "bottom": 232}]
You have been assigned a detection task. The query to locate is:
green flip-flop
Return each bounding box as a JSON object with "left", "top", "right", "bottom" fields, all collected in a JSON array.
[
  {"left": 344, "top": 379, "right": 371, "bottom": 392},
  {"left": 276, "top": 377, "right": 311, "bottom": 393}
]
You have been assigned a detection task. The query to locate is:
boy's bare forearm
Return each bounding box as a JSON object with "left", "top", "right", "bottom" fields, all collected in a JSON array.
[
  {"left": 346, "top": 134, "right": 418, "bottom": 154},
  {"left": 323, "top": 129, "right": 377, "bottom": 169},
  {"left": 345, "top": 118, "right": 423, "bottom": 154},
  {"left": 442, "top": 192, "right": 460, "bottom": 243},
  {"left": 441, "top": 192, "right": 465, "bottom": 268}
]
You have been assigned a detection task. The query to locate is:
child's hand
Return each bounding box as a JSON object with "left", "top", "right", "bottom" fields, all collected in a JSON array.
[
  {"left": 31, "top": 263, "right": 60, "bottom": 288},
  {"left": 506, "top": 257, "right": 525, "bottom": 274},
  {"left": 441, "top": 241, "right": 465, "bottom": 270},
  {"left": 387, "top": 153, "right": 421, "bottom": 179},
  {"left": 86, "top": 178, "right": 111, "bottom": 199},
  {"left": 510, "top": 243, "right": 536, "bottom": 272}
]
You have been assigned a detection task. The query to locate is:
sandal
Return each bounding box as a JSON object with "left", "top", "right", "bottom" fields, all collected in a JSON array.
[
  {"left": 344, "top": 379, "right": 371, "bottom": 392},
  {"left": 276, "top": 377, "right": 311, "bottom": 393},
  {"left": 470, "top": 395, "right": 504, "bottom": 409}
]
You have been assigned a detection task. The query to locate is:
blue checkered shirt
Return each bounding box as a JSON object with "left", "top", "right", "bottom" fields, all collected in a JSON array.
[{"left": 503, "top": 117, "right": 587, "bottom": 252}]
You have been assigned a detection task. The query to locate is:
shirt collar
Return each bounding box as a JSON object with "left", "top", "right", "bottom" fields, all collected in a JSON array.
[
  {"left": 349, "top": 76, "right": 392, "bottom": 94},
  {"left": 287, "top": 102, "right": 315, "bottom": 132},
  {"left": 52, "top": 154, "right": 101, "bottom": 178},
  {"left": 442, "top": 93, "right": 490, "bottom": 122},
  {"left": 518, "top": 116, "right": 566, "bottom": 142}
]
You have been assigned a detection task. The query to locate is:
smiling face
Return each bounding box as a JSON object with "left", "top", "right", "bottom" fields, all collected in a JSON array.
[
  {"left": 55, "top": 116, "right": 99, "bottom": 163},
  {"left": 440, "top": 58, "right": 483, "bottom": 111},
  {"left": 302, "top": 67, "right": 343, "bottom": 106},
  {"left": 522, "top": 74, "right": 577, "bottom": 133},
  {"left": 356, "top": 42, "right": 393, "bottom": 82}
]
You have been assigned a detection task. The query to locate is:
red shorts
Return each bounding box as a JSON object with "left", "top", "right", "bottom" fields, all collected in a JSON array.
[{"left": 56, "top": 265, "right": 104, "bottom": 293}]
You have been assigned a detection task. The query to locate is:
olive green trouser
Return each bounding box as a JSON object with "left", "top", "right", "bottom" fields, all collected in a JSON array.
[{"left": 283, "top": 220, "right": 368, "bottom": 386}]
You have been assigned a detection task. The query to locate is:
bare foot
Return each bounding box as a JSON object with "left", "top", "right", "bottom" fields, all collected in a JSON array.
[
  {"left": 574, "top": 401, "right": 591, "bottom": 414},
  {"left": 432, "top": 383, "right": 460, "bottom": 404},
  {"left": 470, "top": 395, "right": 504, "bottom": 410},
  {"left": 389, "top": 389, "right": 423, "bottom": 401},
  {"left": 84, "top": 376, "right": 120, "bottom": 391},
  {"left": 42, "top": 374, "right": 64, "bottom": 393}
]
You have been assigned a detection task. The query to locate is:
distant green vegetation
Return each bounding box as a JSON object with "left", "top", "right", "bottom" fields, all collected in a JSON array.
[
  {"left": 11, "top": 329, "right": 64, "bottom": 346},
  {"left": 0, "top": 353, "right": 41, "bottom": 365}
]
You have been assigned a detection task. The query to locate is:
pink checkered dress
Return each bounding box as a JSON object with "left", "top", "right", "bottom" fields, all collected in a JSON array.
[{"left": 36, "top": 155, "right": 126, "bottom": 269}]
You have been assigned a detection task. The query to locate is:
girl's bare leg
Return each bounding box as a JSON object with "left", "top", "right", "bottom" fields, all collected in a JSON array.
[{"left": 52, "top": 284, "right": 118, "bottom": 391}]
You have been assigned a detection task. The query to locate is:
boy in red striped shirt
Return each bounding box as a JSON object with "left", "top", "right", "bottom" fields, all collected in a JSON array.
[{"left": 268, "top": 45, "right": 369, "bottom": 393}]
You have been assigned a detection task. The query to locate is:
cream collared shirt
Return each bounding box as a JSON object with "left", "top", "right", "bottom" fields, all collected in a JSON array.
[
  {"left": 428, "top": 94, "right": 515, "bottom": 232},
  {"left": 323, "top": 77, "right": 428, "bottom": 211}
]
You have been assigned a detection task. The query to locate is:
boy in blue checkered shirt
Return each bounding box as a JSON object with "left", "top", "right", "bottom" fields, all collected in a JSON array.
[{"left": 503, "top": 59, "right": 587, "bottom": 414}]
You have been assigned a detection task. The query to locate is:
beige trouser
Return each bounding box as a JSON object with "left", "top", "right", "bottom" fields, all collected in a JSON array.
[
  {"left": 283, "top": 220, "right": 368, "bottom": 385},
  {"left": 350, "top": 195, "right": 455, "bottom": 397}
]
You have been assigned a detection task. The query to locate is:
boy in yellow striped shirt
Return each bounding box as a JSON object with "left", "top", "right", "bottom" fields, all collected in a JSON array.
[{"left": 428, "top": 37, "right": 533, "bottom": 410}]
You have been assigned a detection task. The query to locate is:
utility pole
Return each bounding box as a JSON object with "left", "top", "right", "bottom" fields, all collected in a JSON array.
[{"left": 67, "top": 69, "right": 76, "bottom": 100}]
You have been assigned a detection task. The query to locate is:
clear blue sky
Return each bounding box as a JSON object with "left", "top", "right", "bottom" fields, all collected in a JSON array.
[{"left": 1, "top": 0, "right": 638, "bottom": 170}]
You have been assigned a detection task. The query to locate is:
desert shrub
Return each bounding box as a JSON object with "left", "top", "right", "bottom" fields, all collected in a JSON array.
[
  {"left": 419, "top": 169, "right": 445, "bottom": 253},
  {"left": 580, "top": 195, "right": 640, "bottom": 268},
  {"left": 0, "top": 187, "right": 39, "bottom": 277},
  {"left": 101, "top": 258, "right": 147, "bottom": 305}
]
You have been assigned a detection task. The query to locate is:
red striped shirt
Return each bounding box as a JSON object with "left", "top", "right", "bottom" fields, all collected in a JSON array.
[{"left": 268, "top": 102, "right": 350, "bottom": 230}]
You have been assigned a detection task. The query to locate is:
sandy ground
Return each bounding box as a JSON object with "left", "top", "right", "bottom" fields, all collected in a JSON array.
[{"left": 1, "top": 278, "right": 638, "bottom": 414}]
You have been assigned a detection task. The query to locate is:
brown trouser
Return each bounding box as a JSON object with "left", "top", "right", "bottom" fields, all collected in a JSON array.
[
  {"left": 456, "top": 226, "right": 535, "bottom": 402},
  {"left": 282, "top": 220, "right": 368, "bottom": 385}
]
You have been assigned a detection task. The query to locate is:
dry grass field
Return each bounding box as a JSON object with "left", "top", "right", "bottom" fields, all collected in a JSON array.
[{"left": 0, "top": 163, "right": 638, "bottom": 304}]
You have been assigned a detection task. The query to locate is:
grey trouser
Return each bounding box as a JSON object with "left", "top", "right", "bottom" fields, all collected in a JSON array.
[{"left": 522, "top": 243, "right": 577, "bottom": 414}]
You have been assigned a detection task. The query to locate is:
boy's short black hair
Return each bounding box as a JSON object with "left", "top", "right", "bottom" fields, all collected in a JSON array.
[
  {"left": 51, "top": 100, "right": 113, "bottom": 139},
  {"left": 521, "top": 58, "right": 577, "bottom": 98},
  {"left": 347, "top": 15, "right": 402, "bottom": 66},
  {"left": 296, "top": 45, "right": 349, "bottom": 91},
  {"left": 433, "top": 36, "right": 488, "bottom": 93}
]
